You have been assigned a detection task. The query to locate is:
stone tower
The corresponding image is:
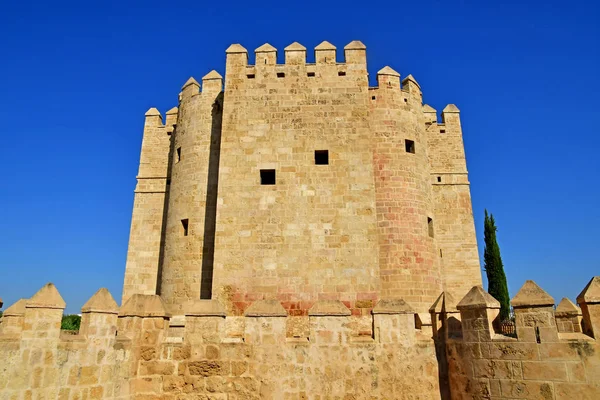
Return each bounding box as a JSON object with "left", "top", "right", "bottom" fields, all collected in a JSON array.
[{"left": 122, "top": 40, "right": 482, "bottom": 315}]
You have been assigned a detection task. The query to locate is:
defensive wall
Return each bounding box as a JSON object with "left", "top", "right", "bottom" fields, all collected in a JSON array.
[{"left": 1, "top": 277, "right": 599, "bottom": 399}]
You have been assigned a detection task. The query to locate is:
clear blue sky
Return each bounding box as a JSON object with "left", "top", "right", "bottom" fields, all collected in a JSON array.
[{"left": 1, "top": 1, "right": 598, "bottom": 314}]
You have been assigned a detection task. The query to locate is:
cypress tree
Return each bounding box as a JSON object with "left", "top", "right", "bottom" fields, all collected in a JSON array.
[{"left": 483, "top": 210, "right": 511, "bottom": 321}]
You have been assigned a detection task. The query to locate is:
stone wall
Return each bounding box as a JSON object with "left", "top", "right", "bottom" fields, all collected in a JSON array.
[
  {"left": 440, "top": 277, "right": 600, "bottom": 400},
  {"left": 0, "top": 284, "right": 441, "bottom": 399}
]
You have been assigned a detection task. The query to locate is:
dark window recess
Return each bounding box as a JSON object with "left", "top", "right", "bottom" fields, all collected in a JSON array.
[
  {"left": 314, "top": 150, "right": 329, "bottom": 165},
  {"left": 247, "top": 74, "right": 255, "bottom": 79},
  {"left": 371, "top": 96, "right": 376, "bottom": 100},
  {"left": 260, "top": 169, "right": 276, "bottom": 185},
  {"left": 404, "top": 98, "right": 408, "bottom": 102},
  {"left": 277, "top": 72, "right": 285, "bottom": 78},
  {"left": 437, "top": 176, "right": 442, "bottom": 183},
  {"left": 181, "top": 219, "right": 189, "bottom": 236},
  {"left": 440, "top": 249, "right": 443, "bottom": 258},
  {"left": 176, "top": 147, "right": 181, "bottom": 162},
  {"left": 440, "top": 129, "right": 446, "bottom": 133},
  {"left": 428, "top": 217, "right": 434, "bottom": 238},
  {"left": 307, "top": 72, "right": 315, "bottom": 77},
  {"left": 405, "top": 139, "right": 415, "bottom": 154},
  {"left": 338, "top": 71, "right": 346, "bottom": 76},
  {"left": 167, "top": 179, "right": 171, "bottom": 185}
]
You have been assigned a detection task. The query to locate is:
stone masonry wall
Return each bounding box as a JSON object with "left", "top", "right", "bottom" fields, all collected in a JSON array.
[{"left": 442, "top": 278, "right": 600, "bottom": 400}]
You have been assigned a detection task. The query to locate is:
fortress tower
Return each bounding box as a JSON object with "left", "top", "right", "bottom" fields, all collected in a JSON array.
[{"left": 122, "top": 40, "right": 482, "bottom": 315}]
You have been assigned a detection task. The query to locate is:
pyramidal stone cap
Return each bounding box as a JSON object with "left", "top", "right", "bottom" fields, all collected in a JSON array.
[
  {"left": 182, "top": 77, "right": 200, "bottom": 90},
  {"left": 202, "top": 70, "right": 222, "bottom": 80},
  {"left": 244, "top": 300, "right": 287, "bottom": 317},
  {"left": 27, "top": 283, "right": 66, "bottom": 309},
  {"left": 511, "top": 280, "right": 555, "bottom": 308},
  {"left": 423, "top": 104, "right": 437, "bottom": 113},
  {"left": 555, "top": 297, "right": 581, "bottom": 316},
  {"left": 577, "top": 276, "right": 600, "bottom": 304},
  {"left": 185, "top": 299, "right": 226, "bottom": 317},
  {"left": 377, "top": 66, "right": 400, "bottom": 77},
  {"left": 145, "top": 107, "right": 161, "bottom": 117},
  {"left": 315, "top": 41, "right": 336, "bottom": 51},
  {"left": 81, "top": 288, "right": 118, "bottom": 315},
  {"left": 285, "top": 42, "right": 306, "bottom": 51},
  {"left": 119, "top": 294, "right": 171, "bottom": 318},
  {"left": 226, "top": 43, "right": 248, "bottom": 54},
  {"left": 344, "top": 40, "right": 366, "bottom": 50},
  {"left": 373, "top": 299, "right": 414, "bottom": 314},
  {"left": 456, "top": 286, "right": 500, "bottom": 310},
  {"left": 429, "top": 292, "right": 458, "bottom": 313},
  {"left": 255, "top": 43, "right": 277, "bottom": 53},
  {"left": 4, "top": 299, "right": 28, "bottom": 316},
  {"left": 166, "top": 107, "right": 178, "bottom": 115},
  {"left": 308, "top": 300, "right": 351, "bottom": 316},
  {"left": 402, "top": 74, "right": 420, "bottom": 89},
  {"left": 443, "top": 104, "right": 460, "bottom": 113}
]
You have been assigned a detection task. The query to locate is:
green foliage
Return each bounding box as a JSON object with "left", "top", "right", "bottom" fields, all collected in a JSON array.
[
  {"left": 61, "top": 314, "right": 81, "bottom": 331},
  {"left": 483, "top": 210, "right": 511, "bottom": 321}
]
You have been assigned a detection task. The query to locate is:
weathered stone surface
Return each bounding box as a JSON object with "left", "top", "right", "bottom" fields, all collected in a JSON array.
[
  {"left": 81, "top": 288, "right": 118, "bottom": 314},
  {"left": 26, "top": 283, "right": 65, "bottom": 309},
  {"left": 243, "top": 300, "right": 287, "bottom": 317},
  {"left": 456, "top": 286, "right": 500, "bottom": 310},
  {"left": 119, "top": 294, "right": 170, "bottom": 318},
  {"left": 308, "top": 300, "right": 351, "bottom": 316},
  {"left": 556, "top": 298, "right": 581, "bottom": 316},
  {"left": 577, "top": 276, "right": 600, "bottom": 304},
  {"left": 372, "top": 299, "right": 414, "bottom": 314},
  {"left": 512, "top": 280, "right": 555, "bottom": 308},
  {"left": 185, "top": 299, "right": 226, "bottom": 317}
]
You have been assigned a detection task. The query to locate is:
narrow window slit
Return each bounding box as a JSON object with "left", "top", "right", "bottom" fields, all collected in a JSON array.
[
  {"left": 428, "top": 217, "right": 434, "bottom": 238},
  {"left": 181, "top": 219, "right": 189, "bottom": 236},
  {"left": 176, "top": 147, "right": 181, "bottom": 162},
  {"left": 437, "top": 176, "right": 442, "bottom": 183}
]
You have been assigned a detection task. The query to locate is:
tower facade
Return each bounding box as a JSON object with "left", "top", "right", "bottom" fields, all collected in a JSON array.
[{"left": 122, "top": 40, "right": 482, "bottom": 315}]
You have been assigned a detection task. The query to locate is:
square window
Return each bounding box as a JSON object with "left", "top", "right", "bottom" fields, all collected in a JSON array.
[
  {"left": 405, "top": 139, "right": 415, "bottom": 154},
  {"left": 437, "top": 176, "right": 441, "bottom": 183},
  {"left": 314, "top": 150, "right": 329, "bottom": 165},
  {"left": 181, "top": 219, "right": 189, "bottom": 236},
  {"left": 260, "top": 169, "right": 276, "bottom": 185}
]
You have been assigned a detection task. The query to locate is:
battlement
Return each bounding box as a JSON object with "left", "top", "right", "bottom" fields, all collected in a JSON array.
[{"left": 440, "top": 277, "right": 600, "bottom": 400}]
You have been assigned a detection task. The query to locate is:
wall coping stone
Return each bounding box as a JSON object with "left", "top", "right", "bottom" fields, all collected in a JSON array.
[
  {"left": 456, "top": 286, "right": 500, "bottom": 310},
  {"left": 308, "top": 300, "right": 351, "bottom": 316},
  {"left": 244, "top": 300, "right": 287, "bottom": 317},
  {"left": 81, "top": 288, "right": 119, "bottom": 314},
  {"left": 26, "top": 283, "right": 66, "bottom": 310},
  {"left": 511, "top": 280, "right": 555, "bottom": 308},
  {"left": 119, "top": 294, "right": 171, "bottom": 318},
  {"left": 372, "top": 299, "right": 414, "bottom": 314},
  {"left": 577, "top": 276, "right": 600, "bottom": 304},
  {"left": 185, "top": 299, "right": 227, "bottom": 317}
]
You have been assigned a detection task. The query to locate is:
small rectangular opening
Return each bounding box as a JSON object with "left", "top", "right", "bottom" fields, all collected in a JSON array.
[
  {"left": 405, "top": 139, "right": 415, "bottom": 154},
  {"left": 428, "top": 217, "right": 434, "bottom": 238},
  {"left": 176, "top": 147, "right": 181, "bottom": 162},
  {"left": 338, "top": 71, "right": 346, "bottom": 76},
  {"left": 260, "top": 169, "right": 276, "bottom": 185},
  {"left": 181, "top": 219, "right": 189, "bottom": 236},
  {"left": 440, "top": 129, "right": 446, "bottom": 134},
  {"left": 437, "top": 176, "right": 441, "bottom": 183},
  {"left": 371, "top": 96, "right": 376, "bottom": 100},
  {"left": 314, "top": 150, "right": 329, "bottom": 165},
  {"left": 277, "top": 72, "right": 285, "bottom": 78},
  {"left": 247, "top": 74, "right": 255, "bottom": 79},
  {"left": 439, "top": 249, "right": 443, "bottom": 258},
  {"left": 167, "top": 179, "right": 171, "bottom": 185},
  {"left": 404, "top": 98, "right": 408, "bottom": 102},
  {"left": 307, "top": 72, "right": 315, "bottom": 77}
]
